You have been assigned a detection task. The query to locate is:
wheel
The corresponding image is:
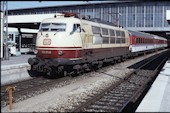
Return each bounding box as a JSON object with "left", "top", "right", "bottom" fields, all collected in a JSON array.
[{"left": 27, "top": 69, "right": 44, "bottom": 77}]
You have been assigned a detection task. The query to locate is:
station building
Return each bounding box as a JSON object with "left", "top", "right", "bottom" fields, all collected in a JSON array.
[
  {"left": 2, "top": 1, "right": 170, "bottom": 57},
  {"left": 8, "top": 1, "right": 170, "bottom": 36}
]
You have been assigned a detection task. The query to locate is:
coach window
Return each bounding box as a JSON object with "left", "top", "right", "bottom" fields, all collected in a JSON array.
[
  {"left": 132, "top": 37, "right": 135, "bottom": 44},
  {"left": 136, "top": 38, "right": 139, "bottom": 44}
]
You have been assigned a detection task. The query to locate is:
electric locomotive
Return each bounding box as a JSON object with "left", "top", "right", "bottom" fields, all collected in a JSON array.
[{"left": 28, "top": 12, "right": 167, "bottom": 78}]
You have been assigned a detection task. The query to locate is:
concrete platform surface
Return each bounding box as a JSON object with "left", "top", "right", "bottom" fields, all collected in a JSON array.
[
  {"left": 1, "top": 54, "right": 35, "bottom": 85},
  {"left": 136, "top": 58, "right": 170, "bottom": 112},
  {"left": 1, "top": 54, "right": 35, "bottom": 67}
]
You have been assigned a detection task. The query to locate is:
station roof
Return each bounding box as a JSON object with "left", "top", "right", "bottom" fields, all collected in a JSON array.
[
  {"left": 8, "top": 13, "right": 56, "bottom": 29},
  {"left": 8, "top": 1, "right": 132, "bottom": 11}
]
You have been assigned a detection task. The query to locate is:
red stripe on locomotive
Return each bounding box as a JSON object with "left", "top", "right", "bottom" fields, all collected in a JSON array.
[{"left": 37, "top": 50, "right": 83, "bottom": 59}]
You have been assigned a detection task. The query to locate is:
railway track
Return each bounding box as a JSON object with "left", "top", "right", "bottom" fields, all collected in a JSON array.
[
  {"left": 1, "top": 76, "right": 72, "bottom": 108},
  {"left": 1, "top": 49, "right": 169, "bottom": 110},
  {"left": 69, "top": 50, "right": 169, "bottom": 112}
]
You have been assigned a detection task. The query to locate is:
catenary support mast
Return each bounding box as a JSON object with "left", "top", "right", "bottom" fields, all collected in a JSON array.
[{"left": 1, "top": 1, "right": 9, "bottom": 60}]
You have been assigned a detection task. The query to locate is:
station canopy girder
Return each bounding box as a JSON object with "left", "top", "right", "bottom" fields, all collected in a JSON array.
[
  {"left": 8, "top": 23, "right": 40, "bottom": 29},
  {"left": 7, "top": 13, "right": 56, "bottom": 30}
]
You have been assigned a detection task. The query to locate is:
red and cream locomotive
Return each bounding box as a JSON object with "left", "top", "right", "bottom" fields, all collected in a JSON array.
[{"left": 28, "top": 12, "right": 168, "bottom": 77}]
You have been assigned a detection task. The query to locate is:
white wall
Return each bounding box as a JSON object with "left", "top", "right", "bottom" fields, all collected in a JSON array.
[{"left": 166, "top": 10, "right": 170, "bottom": 20}]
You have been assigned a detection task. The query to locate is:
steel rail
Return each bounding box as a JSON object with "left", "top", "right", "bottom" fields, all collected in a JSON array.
[{"left": 71, "top": 50, "right": 169, "bottom": 112}]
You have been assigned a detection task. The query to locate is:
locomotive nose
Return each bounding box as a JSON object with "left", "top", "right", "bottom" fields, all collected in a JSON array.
[{"left": 28, "top": 58, "right": 39, "bottom": 65}]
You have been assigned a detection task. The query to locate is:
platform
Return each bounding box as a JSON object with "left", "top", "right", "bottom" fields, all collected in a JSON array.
[
  {"left": 136, "top": 58, "right": 170, "bottom": 112},
  {"left": 1, "top": 54, "right": 35, "bottom": 85}
]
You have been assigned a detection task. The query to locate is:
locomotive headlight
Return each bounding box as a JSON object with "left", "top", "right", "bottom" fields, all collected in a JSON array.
[{"left": 58, "top": 50, "right": 63, "bottom": 56}]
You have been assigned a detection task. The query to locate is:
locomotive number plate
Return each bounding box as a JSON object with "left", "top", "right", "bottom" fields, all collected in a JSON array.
[
  {"left": 41, "top": 50, "right": 52, "bottom": 54},
  {"left": 43, "top": 39, "right": 51, "bottom": 45}
]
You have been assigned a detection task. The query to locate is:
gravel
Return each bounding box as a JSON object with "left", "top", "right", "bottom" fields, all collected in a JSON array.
[{"left": 1, "top": 50, "right": 166, "bottom": 112}]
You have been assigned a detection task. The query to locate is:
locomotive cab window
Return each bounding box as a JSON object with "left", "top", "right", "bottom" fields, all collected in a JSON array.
[
  {"left": 39, "top": 23, "right": 66, "bottom": 32},
  {"left": 73, "top": 24, "right": 81, "bottom": 32},
  {"left": 39, "top": 23, "right": 50, "bottom": 31},
  {"left": 51, "top": 23, "right": 66, "bottom": 32}
]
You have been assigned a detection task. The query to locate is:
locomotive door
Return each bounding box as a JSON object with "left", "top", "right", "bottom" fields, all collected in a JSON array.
[{"left": 82, "top": 23, "right": 90, "bottom": 49}]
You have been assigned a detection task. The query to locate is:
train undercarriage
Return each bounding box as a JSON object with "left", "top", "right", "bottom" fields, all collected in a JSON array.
[{"left": 27, "top": 47, "right": 165, "bottom": 78}]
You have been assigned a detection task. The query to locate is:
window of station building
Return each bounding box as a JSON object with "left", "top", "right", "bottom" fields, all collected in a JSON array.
[
  {"left": 102, "top": 28, "right": 109, "bottom": 35},
  {"left": 92, "top": 26, "right": 101, "bottom": 34}
]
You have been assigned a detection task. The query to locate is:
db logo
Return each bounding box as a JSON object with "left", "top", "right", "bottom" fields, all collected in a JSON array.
[{"left": 43, "top": 39, "right": 51, "bottom": 45}]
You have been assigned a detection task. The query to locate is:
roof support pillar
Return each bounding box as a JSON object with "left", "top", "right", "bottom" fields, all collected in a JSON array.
[{"left": 17, "top": 28, "right": 22, "bottom": 52}]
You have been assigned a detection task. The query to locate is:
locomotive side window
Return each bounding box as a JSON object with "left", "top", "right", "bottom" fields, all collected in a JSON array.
[
  {"left": 109, "top": 29, "right": 115, "bottom": 36},
  {"left": 116, "top": 30, "right": 121, "bottom": 36},
  {"left": 121, "top": 31, "right": 125, "bottom": 37},
  {"left": 92, "top": 26, "right": 102, "bottom": 44},
  {"left": 116, "top": 38, "right": 121, "bottom": 43},
  {"left": 115, "top": 30, "right": 121, "bottom": 44},
  {"left": 102, "top": 28, "right": 109, "bottom": 35},
  {"left": 110, "top": 37, "right": 116, "bottom": 43},
  {"left": 110, "top": 29, "right": 116, "bottom": 44},
  {"left": 51, "top": 23, "right": 66, "bottom": 32},
  {"left": 92, "top": 26, "right": 101, "bottom": 34},
  {"left": 122, "top": 38, "right": 125, "bottom": 43},
  {"left": 103, "top": 37, "right": 109, "bottom": 44},
  {"left": 120, "top": 31, "right": 125, "bottom": 43},
  {"left": 102, "top": 28, "right": 109, "bottom": 44}
]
